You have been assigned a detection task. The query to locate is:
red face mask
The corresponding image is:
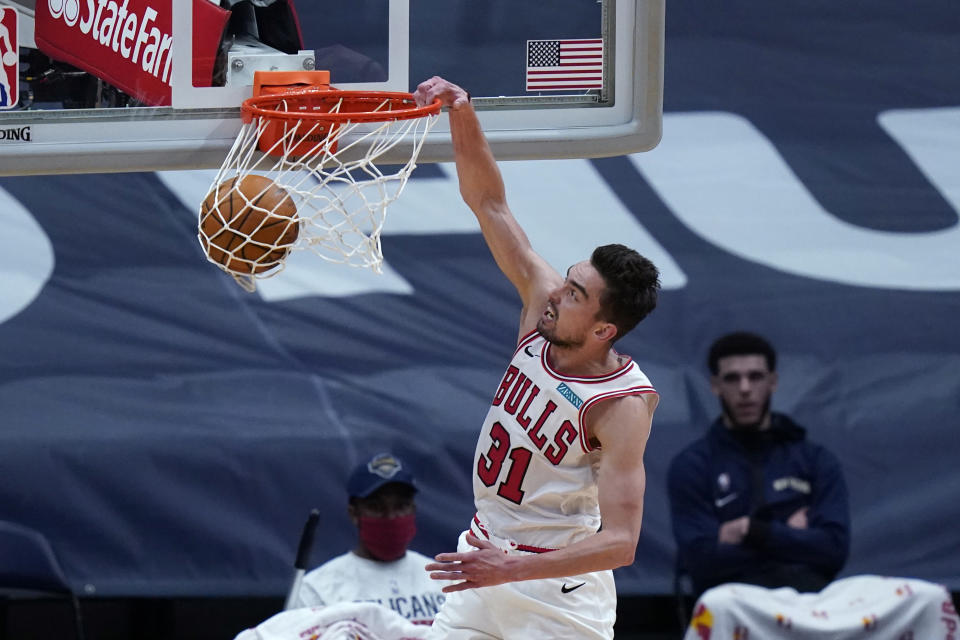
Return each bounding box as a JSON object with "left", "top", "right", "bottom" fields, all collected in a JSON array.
[{"left": 358, "top": 514, "right": 417, "bottom": 561}]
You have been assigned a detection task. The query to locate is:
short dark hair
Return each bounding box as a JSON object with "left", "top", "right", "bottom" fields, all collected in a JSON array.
[
  {"left": 590, "top": 244, "right": 660, "bottom": 341},
  {"left": 708, "top": 332, "right": 777, "bottom": 374}
]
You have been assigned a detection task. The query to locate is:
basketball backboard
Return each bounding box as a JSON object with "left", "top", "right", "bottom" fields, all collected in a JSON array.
[{"left": 0, "top": 0, "right": 663, "bottom": 175}]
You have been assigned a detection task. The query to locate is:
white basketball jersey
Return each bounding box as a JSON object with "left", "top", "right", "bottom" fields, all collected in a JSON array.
[{"left": 470, "top": 331, "right": 657, "bottom": 552}]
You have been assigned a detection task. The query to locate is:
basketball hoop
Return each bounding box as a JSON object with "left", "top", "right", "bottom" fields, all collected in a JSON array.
[{"left": 198, "top": 71, "right": 442, "bottom": 292}]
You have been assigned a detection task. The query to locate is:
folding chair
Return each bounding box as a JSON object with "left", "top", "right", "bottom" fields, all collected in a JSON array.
[
  {"left": 0, "top": 520, "right": 85, "bottom": 640},
  {"left": 283, "top": 510, "right": 320, "bottom": 611},
  {"left": 673, "top": 556, "right": 696, "bottom": 633}
]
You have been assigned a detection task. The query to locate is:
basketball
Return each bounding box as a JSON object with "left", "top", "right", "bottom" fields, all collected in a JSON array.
[{"left": 199, "top": 174, "right": 299, "bottom": 274}]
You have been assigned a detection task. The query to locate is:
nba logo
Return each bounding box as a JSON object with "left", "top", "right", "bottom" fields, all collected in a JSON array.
[{"left": 0, "top": 6, "right": 18, "bottom": 109}]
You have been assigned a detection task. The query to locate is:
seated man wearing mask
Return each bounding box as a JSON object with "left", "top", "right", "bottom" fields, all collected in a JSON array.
[{"left": 293, "top": 453, "right": 446, "bottom": 626}]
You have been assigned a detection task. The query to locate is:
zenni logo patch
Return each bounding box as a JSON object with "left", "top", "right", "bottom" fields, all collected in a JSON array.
[{"left": 556, "top": 383, "right": 583, "bottom": 409}]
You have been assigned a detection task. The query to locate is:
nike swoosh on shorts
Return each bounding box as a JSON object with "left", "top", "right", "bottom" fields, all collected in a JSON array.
[{"left": 561, "top": 582, "right": 586, "bottom": 594}]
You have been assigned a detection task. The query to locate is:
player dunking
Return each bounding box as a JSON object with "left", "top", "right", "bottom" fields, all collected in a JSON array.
[{"left": 413, "top": 77, "right": 661, "bottom": 639}]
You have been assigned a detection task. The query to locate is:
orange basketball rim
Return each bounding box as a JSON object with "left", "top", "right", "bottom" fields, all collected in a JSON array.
[
  {"left": 201, "top": 70, "right": 443, "bottom": 293},
  {"left": 241, "top": 70, "right": 441, "bottom": 157}
]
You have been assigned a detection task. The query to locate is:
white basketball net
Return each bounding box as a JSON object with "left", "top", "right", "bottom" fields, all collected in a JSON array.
[{"left": 200, "top": 93, "right": 438, "bottom": 292}]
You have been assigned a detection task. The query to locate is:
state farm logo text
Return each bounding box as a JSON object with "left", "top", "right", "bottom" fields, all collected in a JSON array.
[{"left": 47, "top": 0, "right": 172, "bottom": 85}]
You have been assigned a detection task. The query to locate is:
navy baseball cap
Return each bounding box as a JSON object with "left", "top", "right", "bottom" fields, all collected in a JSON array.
[{"left": 347, "top": 453, "right": 417, "bottom": 498}]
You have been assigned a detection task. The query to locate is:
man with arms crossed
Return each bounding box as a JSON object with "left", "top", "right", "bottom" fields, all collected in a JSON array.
[{"left": 413, "top": 77, "right": 661, "bottom": 639}]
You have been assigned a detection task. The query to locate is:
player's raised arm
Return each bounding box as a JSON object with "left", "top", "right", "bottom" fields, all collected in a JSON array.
[{"left": 413, "top": 77, "right": 560, "bottom": 334}]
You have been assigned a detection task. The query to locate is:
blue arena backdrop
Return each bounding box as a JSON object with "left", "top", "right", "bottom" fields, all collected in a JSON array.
[{"left": 0, "top": 0, "right": 957, "bottom": 598}]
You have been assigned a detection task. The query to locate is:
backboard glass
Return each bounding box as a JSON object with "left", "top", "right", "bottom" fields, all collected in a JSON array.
[{"left": 0, "top": 0, "right": 663, "bottom": 175}]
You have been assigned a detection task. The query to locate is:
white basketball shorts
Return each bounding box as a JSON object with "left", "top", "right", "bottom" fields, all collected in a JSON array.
[{"left": 426, "top": 531, "right": 616, "bottom": 640}]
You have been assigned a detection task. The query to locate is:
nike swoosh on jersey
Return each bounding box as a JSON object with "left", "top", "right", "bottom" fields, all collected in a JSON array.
[
  {"left": 714, "top": 493, "right": 739, "bottom": 508},
  {"left": 561, "top": 582, "right": 586, "bottom": 594},
  {"left": 524, "top": 345, "right": 539, "bottom": 357}
]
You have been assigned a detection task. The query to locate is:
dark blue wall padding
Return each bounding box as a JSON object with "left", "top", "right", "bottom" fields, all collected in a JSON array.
[{"left": 0, "top": 0, "right": 958, "bottom": 597}]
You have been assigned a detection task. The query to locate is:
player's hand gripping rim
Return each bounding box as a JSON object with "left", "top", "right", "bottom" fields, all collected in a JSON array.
[{"left": 413, "top": 76, "right": 471, "bottom": 111}]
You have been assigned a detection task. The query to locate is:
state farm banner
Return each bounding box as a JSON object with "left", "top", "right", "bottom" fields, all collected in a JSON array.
[{"left": 34, "top": 0, "right": 229, "bottom": 106}]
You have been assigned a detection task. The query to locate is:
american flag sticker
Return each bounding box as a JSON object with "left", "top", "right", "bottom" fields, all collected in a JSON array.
[{"left": 526, "top": 38, "right": 604, "bottom": 92}]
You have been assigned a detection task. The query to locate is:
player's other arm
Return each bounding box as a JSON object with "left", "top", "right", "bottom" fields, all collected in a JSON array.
[
  {"left": 581, "top": 393, "right": 659, "bottom": 567},
  {"left": 427, "top": 394, "right": 657, "bottom": 590},
  {"left": 413, "top": 77, "right": 560, "bottom": 336}
]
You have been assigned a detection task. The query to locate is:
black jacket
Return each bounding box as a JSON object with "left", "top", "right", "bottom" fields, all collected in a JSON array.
[{"left": 667, "top": 413, "right": 850, "bottom": 595}]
